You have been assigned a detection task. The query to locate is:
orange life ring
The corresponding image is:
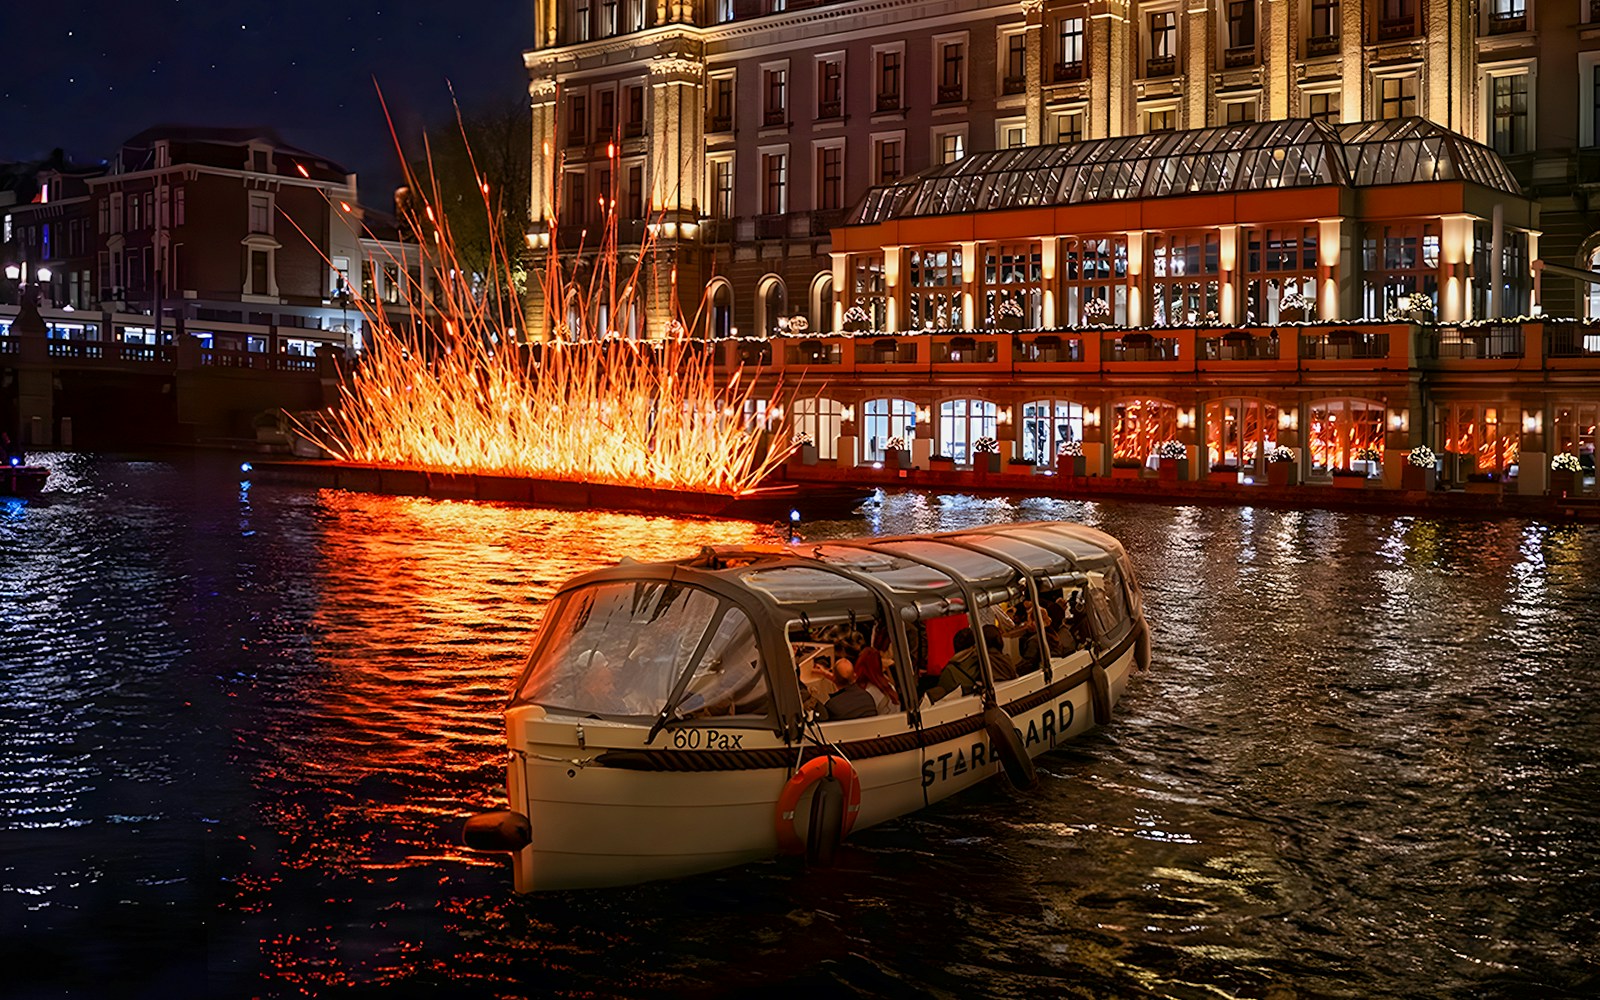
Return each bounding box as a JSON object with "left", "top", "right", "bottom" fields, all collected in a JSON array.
[{"left": 774, "top": 755, "right": 862, "bottom": 854}]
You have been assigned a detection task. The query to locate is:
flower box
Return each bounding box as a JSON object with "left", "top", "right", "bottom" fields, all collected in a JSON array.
[
  {"left": 795, "top": 442, "right": 819, "bottom": 466},
  {"left": 883, "top": 447, "right": 912, "bottom": 470},
  {"left": 1158, "top": 457, "right": 1187, "bottom": 482},
  {"left": 973, "top": 452, "right": 1002, "bottom": 474},
  {"left": 1056, "top": 454, "right": 1087, "bottom": 478},
  {"left": 1006, "top": 460, "right": 1036, "bottom": 476},
  {"left": 1401, "top": 465, "right": 1436, "bottom": 491},
  {"left": 1549, "top": 469, "right": 1576, "bottom": 497},
  {"left": 1266, "top": 462, "right": 1297, "bottom": 487}
]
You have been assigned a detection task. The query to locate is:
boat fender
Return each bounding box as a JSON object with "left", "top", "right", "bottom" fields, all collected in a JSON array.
[
  {"left": 983, "top": 706, "right": 1038, "bottom": 791},
  {"left": 806, "top": 776, "right": 845, "bottom": 866},
  {"left": 1089, "top": 663, "right": 1113, "bottom": 727},
  {"left": 774, "top": 755, "right": 861, "bottom": 855},
  {"left": 461, "top": 809, "right": 533, "bottom": 852},
  {"left": 1135, "top": 621, "right": 1153, "bottom": 673}
]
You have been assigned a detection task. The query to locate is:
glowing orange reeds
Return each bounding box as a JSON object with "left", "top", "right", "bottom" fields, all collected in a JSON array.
[{"left": 296, "top": 106, "right": 793, "bottom": 496}]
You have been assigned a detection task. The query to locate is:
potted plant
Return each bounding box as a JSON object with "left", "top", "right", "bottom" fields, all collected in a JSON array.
[
  {"left": 996, "top": 297, "right": 1026, "bottom": 332},
  {"left": 1353, "top": 445, "right": 1383, "bottom": 479},
  {"left": 1402, "top": 445, "right": 1437, "bottom": 491},
  {"left": 1056, "top": 440, "right": 1086, "bottom": 478},
  {"left": 1551, "top": 452, "right": 1581, "bottom": 497},
  {"left": 1386, "top": 292, "right": 1436, "bottom": 325},
  {"left": 1330, "top": 466, "right": 1368, "bottom": 489},
  {"left": 1111, "top": 456, "right": 1144, "bottom": 479},
  {"left": 882, "top": 435, "right": 912, "bottom": 469},
  {"left": 792, "top": 430, "right": 818, "bottom": 466},
  {"left": 928, "top": 452, "right": 956, "bottom": 471},
  {"left": 1084, "top": 296, "right": 1112, "bottom": 328},
  {"left": 1006, "top": 454, "right": 1037, "bottom": 475},
  {"left": 1278, "top": 290, "right": 1313, "bottom": 323},
  {"left": 1265, "top": 445, "right": 1298, "bottom": 487},
  {"left": 1209, "top": 462, "right": 1241, "bottom": 484},
  {"left": 972, "top": 436, "right": 1001, "bottom": 474},
  {"left": 1156, "top": 439, "right": 1188, "bottom": 482}
]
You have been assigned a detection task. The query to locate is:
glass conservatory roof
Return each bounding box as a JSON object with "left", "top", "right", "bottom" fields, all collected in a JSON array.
[{"left": 849, "top": 117, "right": 1520, "bottom": 226}]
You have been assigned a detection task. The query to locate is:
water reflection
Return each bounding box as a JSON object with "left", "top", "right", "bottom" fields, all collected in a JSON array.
[{"left": 1, "top": 458, "right": 1597, "bottom": 998}]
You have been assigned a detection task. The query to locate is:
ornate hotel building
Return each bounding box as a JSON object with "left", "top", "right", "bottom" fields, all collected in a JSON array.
[{"left": 524, "top": 0, "right": 1600, "bottom": 490}]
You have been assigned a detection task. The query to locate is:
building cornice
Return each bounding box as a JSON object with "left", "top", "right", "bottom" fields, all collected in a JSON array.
[{"left": 86, "top": 165, "right": 353, "bottom": 195}]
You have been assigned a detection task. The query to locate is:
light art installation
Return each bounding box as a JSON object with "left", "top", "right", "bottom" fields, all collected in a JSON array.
[{"left": 299, "top": 143, "right": 794, "bottom": 496}]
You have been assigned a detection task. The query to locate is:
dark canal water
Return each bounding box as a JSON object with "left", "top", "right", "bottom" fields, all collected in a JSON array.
[{"left": 3, "top": 452, "right": 1598, "bottom": 999}]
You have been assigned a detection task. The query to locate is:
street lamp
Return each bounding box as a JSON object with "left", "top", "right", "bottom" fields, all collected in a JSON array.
[{"left": 4, "top": 262, "right": 52, "bottom": 306}]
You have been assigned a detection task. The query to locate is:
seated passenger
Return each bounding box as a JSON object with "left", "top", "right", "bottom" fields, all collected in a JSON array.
[
  {"left": 928, "top": 627, "right": 982, "bottom": 704},
  {"left": 982, "top": 624, "right": 1018, "bottom": 681},
  {"left": 817, "top": 660, "right": 877, "bottom": 721},
  {"left": 1019, "top": 605, "right": 1067, "bottom": 669},
  {"left": 855, "top": 623, "right": 899, "bottom": 714}
]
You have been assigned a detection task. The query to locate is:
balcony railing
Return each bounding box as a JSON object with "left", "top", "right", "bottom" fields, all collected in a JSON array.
[
  {"left": 1053, "top": 61, "right": 1084, "bottom": 83},
  {"left": 1145, "top": 55, "right": 1176, "bottom": 78},
  {"left": 1200, "top": 333, "right": 1280, "bottom": 361},
  {"left": 755, "top": 214, "right": 787, "bottom": 240},
  {"left": 855, "top": 338, "right": 918, "bottom": 365},
  {"left": 786, "top": 341, "right": 841, "bottom": 365},
  {"left": 1546, "top": 324, "right": 1600, "bottom": 359},
  {"left": 933, "top": 337, "right": 998, "bottom": 363},
  {"left": 699, "top": 219, "right": 734, "bottom": 243},
  {"left": 1430, "top": 325, "right": 1524, "bottom": 360},
  {"left": 936, "top": 84, "right": 964, "bottom": 104},
  {"left": 1223, "top": 46, "right": 1256, "bottom": 68},
  {"left": 1002, "top": 75, "right": 1026, "bottom": 95},
  {"left": 1377, "top": 14, "right": 1417, "bottom": 39},
  {"left": 1487, "top": 11, "right": 1527, "bottom": 33},
  {"left": 623, "top": 121, "right": 644, "bottom": 138},
  {"left": 762, "top": 109, "right": 787, "bottom": 127},
  {"left": 1015, "top": 334, "right": 1084, "bottom": 363},
  {"left": 875, "top": 92, "right": 901, "bottom": 112},
  {"left": 1102, "top": 334, "right": 1180, "bottom": 361},
  {"left": 817, "top": 99, "right": 842, "bottom": 119},
  {"left": 810, "top": 208, "right": 845, "bottom": 237},
  {"left": 1299, "top": 330, "right": 1390, "bottom": 359},
  {"left": 708, "top": 115, "right": 733, "bottom": 132},
  {"left": 1305, "top": 34, "right": 1339, "bottom": 57}
]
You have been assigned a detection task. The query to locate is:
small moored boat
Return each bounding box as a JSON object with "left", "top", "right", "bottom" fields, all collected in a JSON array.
[
  {"left": 464, "top": 520, "right": 1152, "bottom": 891},
  {"left": 2, "top": 459, "right": 48, "bottom": 497}
]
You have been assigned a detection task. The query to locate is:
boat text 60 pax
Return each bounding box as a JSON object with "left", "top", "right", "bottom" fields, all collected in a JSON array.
[{"left": 464, "top": 520, "right": 1152, "bottom": 891}]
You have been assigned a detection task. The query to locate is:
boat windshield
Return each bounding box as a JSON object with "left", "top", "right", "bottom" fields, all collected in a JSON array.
[{"left": 514, "top": 580, "right": 766, "bottom": 719}]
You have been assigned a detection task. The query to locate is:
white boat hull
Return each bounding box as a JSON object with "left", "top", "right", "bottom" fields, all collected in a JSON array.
[{"left": 503, "top": 637, "right": 1139, "bottom": 892}]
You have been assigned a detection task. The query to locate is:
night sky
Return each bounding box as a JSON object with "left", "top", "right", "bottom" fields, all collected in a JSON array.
[{"left": 2, "top": 0, "right": 534, "bottom": 200}]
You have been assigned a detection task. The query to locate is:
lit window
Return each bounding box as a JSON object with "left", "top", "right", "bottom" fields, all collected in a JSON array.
[
  {"left": 1379, "top": 75, "right": 1416, "bottom": 119},
  {"left": 1490, "top": 73, "right": 1528, "bottom": 155}
]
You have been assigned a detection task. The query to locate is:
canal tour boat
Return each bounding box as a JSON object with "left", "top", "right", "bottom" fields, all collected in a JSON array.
[{"left": 463, "top": 520, "right": 1151, "bottom": 892}]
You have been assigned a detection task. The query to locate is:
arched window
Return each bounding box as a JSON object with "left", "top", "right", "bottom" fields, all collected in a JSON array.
[
  {"left": 756, "top": 275, "right": 786, "bottom": 338},
  {"left": 810, "top": 272, "right": 836, "bottom": 334},
  {"left": 863, "top": 397, "right": 917, "bottom": 461},
  {"left": 707, "top": 278, "right": 733, "bottom": 339},
  {"left": 792, "top": 396, "right": 843, "bottom": 459},
  {"left": 938, "top": 398, "right": 997, "bottom": 463},
  {"left": 1307, "top": 397, "right": 1385, "bottom": 471},
  {"left": 1110, "top": 398, "right": 1178, "bottom": 461},
  {"left": 1434, "top": 402, "right": 1520, "bottom": 475},
  {"left": 1019, "top": 399, "right": 1085, "bottom": 462},
  {"left": 1586, "top": 246, "right": 1600, "bottom": 321},
  {"left": 1204, "top": 397, "right": 1280, "bottom": 469}
]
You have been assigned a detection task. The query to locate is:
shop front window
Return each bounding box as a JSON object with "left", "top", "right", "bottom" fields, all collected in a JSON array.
[
  {"left": 1436, "top": 403, "right": 1520, "bottom": 475},
  {"left": 1060, "top": 235, "right": 1128, "bottom": 326},
  {"left": 982, "top": 242, "right": 1043, "bottom": 329},
  {"left": 1151, "top": 231, "right": 1221, "bottom": 325},
  {"left": 938, "top": 398, "right": 997, "bottom": 463},
  {"left": 863, "top": 397, "right": 917, "bottom": 461},
  {"left": 1111, "top": 398, "right": 1179, "bottom": 461},
  {"left": 1204, "top": 397, "right": 1280, "bottom": 469},
  {"left": 1020, "top": 399, "right": 1085, "bottom": 462},
  {"left": 907, "top": 247, "right": 963, "bottom": 330},
  {"left": 1308, "top": 398, "right": 1385, "bottom": 471}
]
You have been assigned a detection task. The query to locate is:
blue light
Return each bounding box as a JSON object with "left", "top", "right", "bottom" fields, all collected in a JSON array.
[
  {"left": 7, "top": 457, "right": 17, "bottom": 467},
  {"left": 789, "top": 509, "right": 801, "bottom": 522},
  {"left": 240, "top": 462, "right": 253, "bottom": 473}
]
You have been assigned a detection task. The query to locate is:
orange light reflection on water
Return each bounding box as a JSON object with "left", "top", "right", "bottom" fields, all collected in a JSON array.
[{"left": 243, "top": 491, "right": 777, "bottom": 989}]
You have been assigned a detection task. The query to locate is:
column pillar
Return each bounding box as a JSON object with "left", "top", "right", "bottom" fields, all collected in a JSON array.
[
  {"left": 1425, "top": 0, "right": 1477, "bottom": 140},
  {"left": 1339, "top": 0, "right": 1364, "bottom": 121},
  {"left": 1219, "top": 225, "right": 1241, "bottom": 324},
  {"left": 1265, "top": 0, "right": 1292, "bottom": 120},
  {"left": 1318, "top": 216, "right": 1355, "bottom": 320},
  {"left": 1023, "top": 0, "right": 1045, "bottom": 144},
  {"left": 1089, "top": 0, "right": 1131, "bottom": 138},
  {"left": 885, "top": 245, "right": 905, "bottom": 333},
  {"left": 1439, "top": 213, "right": 1473, "bottom": 324},
  {"left": 647, "top": 50, "right": 706, "bottom": 335},
  {"left": 1184, "top": 6, "right": 1212, "bottom": 128}
]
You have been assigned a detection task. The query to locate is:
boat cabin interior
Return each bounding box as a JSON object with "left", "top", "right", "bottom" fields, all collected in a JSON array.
[{"left": 510, "top": 522, "right": 1141, "bottom": 740}]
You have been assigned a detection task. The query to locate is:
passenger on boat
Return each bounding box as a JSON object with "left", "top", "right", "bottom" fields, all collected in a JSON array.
[
  {"left": 854, "top": 623, "right": 899, "bottom": 713},
  {"left": 815, "top": 658, "right": 877, "bottom": 721},
  {"left": 982, "top": 624, "right": 1019, "bottom": 680},
  {"left": 1020, "top": 603, "right": 1067, "bottom": 669},
  {"left": 927, "top": 627, "right": 982, "bottom": 704}
]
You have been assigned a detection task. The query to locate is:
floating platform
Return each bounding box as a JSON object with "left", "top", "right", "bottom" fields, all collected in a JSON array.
[
  {"left": 1, "top": 465, "right": 48, "bottom": 498},
  {"left": 245, "top": 459, "right": 871, "bottom": 522}
]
